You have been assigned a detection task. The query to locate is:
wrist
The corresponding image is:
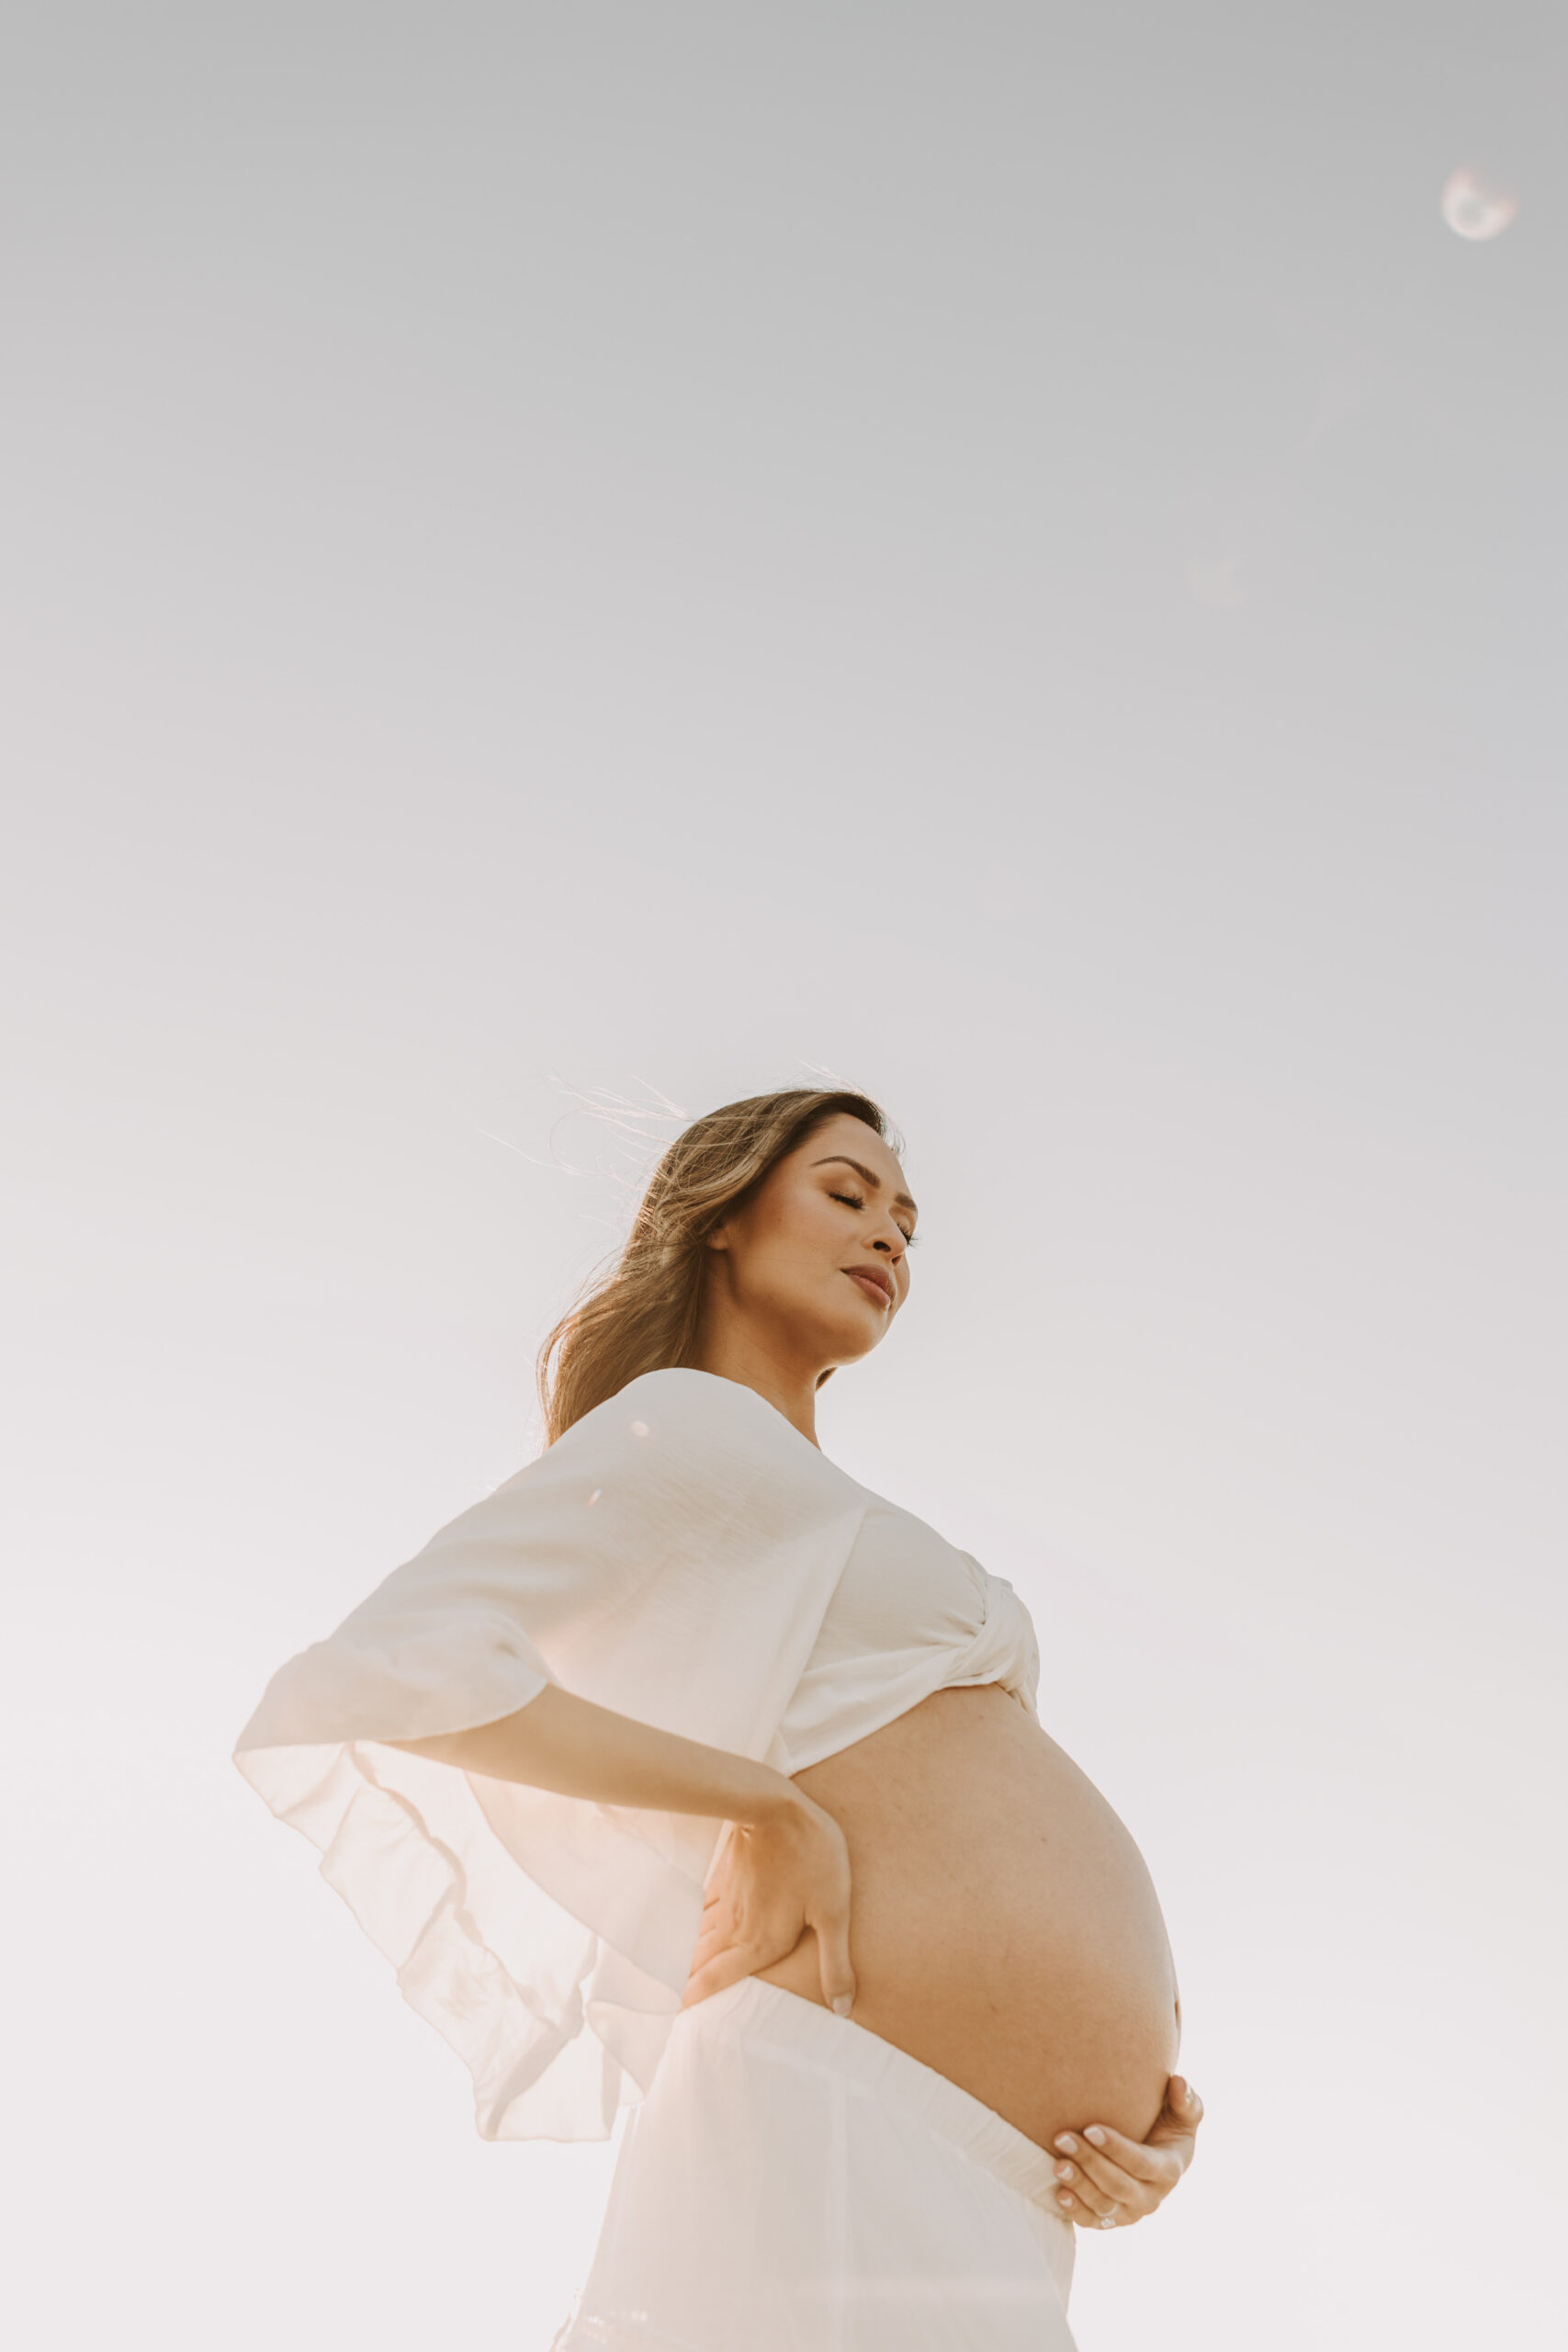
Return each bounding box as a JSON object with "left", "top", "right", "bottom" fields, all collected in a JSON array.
[{"left": 732, "top": 1761, "right": 804, "bottom": 1829}]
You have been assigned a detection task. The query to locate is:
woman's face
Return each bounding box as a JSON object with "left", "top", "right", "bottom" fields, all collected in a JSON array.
[{"left": 704, "top": 1113, "right": 917, "bottom": 1371}]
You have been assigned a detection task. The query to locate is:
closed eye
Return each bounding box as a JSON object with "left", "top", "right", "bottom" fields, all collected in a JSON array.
[{"left": 830, "top": 1188, "right": 918, "bottom": 1247}]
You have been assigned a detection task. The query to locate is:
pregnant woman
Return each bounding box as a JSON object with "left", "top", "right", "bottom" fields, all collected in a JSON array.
[{"left": 235, "top": 1087, "right": 1202, "bottom": 2349}]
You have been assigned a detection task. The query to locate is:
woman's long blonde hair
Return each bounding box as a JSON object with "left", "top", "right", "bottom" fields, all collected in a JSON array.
[{"left": 537, "top": 1085, "right": 899, "bottom": 1442}]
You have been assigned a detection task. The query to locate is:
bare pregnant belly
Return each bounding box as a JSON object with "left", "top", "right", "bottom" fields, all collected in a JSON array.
[{"left": 750, "top": 1684, "right": 1181, "bottom": 2152}]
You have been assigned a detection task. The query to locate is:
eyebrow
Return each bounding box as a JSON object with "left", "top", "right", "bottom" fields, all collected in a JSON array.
[{"left": 810, "top": 1155, "right": 919, "bottom": 1217}]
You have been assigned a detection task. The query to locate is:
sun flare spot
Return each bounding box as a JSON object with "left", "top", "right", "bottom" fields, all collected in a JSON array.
[{"left": 1441, "top": 167, "right": 1518, "bottom": 242}]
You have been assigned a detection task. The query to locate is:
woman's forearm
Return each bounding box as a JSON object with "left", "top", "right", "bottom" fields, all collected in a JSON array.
[{"left": 388, "top": 1683, "right": 795, "bottom": 1826}]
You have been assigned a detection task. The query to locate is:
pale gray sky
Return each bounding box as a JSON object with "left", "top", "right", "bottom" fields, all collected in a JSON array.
[{"left": 3, "top": 7, "right": 1563, "bottom": 2348}]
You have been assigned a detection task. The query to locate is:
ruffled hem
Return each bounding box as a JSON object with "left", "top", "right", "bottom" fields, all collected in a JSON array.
[
  {"left": 231, "top": 1366, "right": 872, "bottom": 2141},
  {"left": 234, "top": 1724, "right": 699, "bottom": 2142}
]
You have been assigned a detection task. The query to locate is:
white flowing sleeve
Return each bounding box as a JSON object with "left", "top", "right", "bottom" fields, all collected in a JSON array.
[{"left": 232, "top": 1368, "right": 867, "bottom": 2142}]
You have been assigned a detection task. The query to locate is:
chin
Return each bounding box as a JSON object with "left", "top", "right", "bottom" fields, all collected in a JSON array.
[{"left": 817, "top": 1311, "right": 891, "bottom": 1367}]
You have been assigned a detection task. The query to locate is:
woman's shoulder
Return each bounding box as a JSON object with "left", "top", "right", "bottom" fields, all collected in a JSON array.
[{"left": 552, "top": 1367, "right": 864, "bottom": 1518}]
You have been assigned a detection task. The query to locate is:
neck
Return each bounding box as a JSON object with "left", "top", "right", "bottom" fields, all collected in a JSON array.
[{"left": 688, "top": 1317, "right": 824, "bottom": 1448}]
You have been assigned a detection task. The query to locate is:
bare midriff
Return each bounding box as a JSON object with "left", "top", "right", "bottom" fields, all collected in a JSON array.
[{"left": 749, "top": 1683, "right": 1180, "bottom": 2153}]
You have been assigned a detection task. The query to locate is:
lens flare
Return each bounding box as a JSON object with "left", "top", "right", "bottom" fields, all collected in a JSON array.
[{"left": 1440, "top": 167, "right": 1518, "bottom": 242}]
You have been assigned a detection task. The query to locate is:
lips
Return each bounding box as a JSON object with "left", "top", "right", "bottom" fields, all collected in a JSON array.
[{"left": 843, "top": 1266, "right": 895, "bottom": 1309}]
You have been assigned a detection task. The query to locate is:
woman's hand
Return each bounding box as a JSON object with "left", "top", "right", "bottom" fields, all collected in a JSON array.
[
  {"left": 1051, "top": 2077, "right": 1203, "bottom": 2230},
  {"left": 681, "top": 1790, "right": 856, "bottom": 2016}
]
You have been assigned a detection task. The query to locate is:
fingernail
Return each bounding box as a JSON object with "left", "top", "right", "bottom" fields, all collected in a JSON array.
[
  {"left": 1085, "top": 2126, "right": 1107, "bottom": 2147},
  {"left": 831, "top": 1994, "right": 853, "bottom": 2018},
  {"left": 1054, "top": 2134, "right": 1076, "bottom": 2154},
  {"left": 1055, "top": 2162, "right": 1074, "bottom": 2181},
  {"left": 1189, "top": 2086, "right": 1201, "bottom": 2108},
  {"left": 1056, "top": 2191, "right": 1073, "bottom": 2209}
]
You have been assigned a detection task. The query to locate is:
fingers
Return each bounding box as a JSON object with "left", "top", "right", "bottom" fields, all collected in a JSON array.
[
  {"left": 1052, "top": 2085, "right": 1203, "bottom": 2226},
  {"left": 1053, "top": 2155, "right": 1119, "bottom": 2224},
  {"left": 813, "top": 1911, "right": 857, "bottom": 2018},
  {"left": 1058, "top": 2122, "right": 1177, "bottom": 2190},
  {"left": 686, "top": 1914, "right": 739, "bottom": 1971},
  {"left": 680, "top": 1943, "right": 761, "bottom": 2009},
  {"left": 1055, "top": 2133, "right": 1165, "bottom": 2219},
  {"left": 1141, "top": 2079, "right": 1202, "bottom": 2164},
  {"left": 1056, "top": 2188, "right": 1124, "bottom": 2231},
  {"left": 1170, "top": 2078, "right": 1203, "bottom": 2129}
]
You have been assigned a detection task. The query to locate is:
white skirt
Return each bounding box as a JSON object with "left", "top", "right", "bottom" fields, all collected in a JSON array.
[{"left": 552, "top": 1977, "right": 1078, "bottom": 2351}]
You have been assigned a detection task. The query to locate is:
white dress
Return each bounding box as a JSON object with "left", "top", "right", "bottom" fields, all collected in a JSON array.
[{"left": 234, "top": 1369, "right": 1077, "bottom": 2346}]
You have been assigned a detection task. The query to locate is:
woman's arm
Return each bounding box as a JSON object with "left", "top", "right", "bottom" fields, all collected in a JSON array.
[
  {"left": 390, "top": 1684, "right": 785, "bottom": 1823},
  {"left": 389, "top": 1688, "right": 859, "bottom": 2015}
]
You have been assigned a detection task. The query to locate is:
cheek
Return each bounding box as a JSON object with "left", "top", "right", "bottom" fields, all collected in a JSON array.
[
  {"left": 733, "top": 1216, "right": 835, "bottom": 1306},
  {"left": 729, "top": 1188, "right": 855, "bottom": 1315},
  {"left": 777, "top": 1193, "right": 852, "bottom": 1270}
]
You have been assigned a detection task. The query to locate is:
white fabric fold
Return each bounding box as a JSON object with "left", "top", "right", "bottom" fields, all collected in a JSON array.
[{"left": 233, "top": 1368, "right": 868, "bottom": 2142}]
